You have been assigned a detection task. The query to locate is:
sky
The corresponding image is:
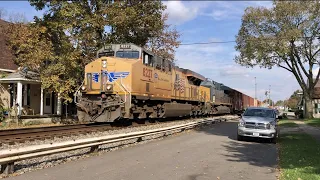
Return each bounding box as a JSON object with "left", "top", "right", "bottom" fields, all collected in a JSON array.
[{"left": 0, "top": 1, "right": 301, "bottom": 102}]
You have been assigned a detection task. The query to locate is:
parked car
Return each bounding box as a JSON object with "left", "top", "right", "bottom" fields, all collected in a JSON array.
[{"left": 237, "top": 107, "right": 279, "bottom": 143}]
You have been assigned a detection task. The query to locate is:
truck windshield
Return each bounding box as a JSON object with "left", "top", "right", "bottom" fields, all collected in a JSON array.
[
  {"left": 243, "top": 109, "right": 275, "bottom": 118},
  {"left": 116, "top": 51, "right": 139, "bottom": 59}
]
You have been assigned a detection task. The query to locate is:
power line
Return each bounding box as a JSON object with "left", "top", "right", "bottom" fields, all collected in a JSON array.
[
  {"left": 179, "top": 35, "right": 320, "bottom": 46},
  {"left": 180, "top": 40, "right": 235, "bottom": 45}
]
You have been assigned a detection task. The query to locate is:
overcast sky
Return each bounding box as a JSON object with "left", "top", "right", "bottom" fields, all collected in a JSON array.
[{"left": 0, "top": 1, "right": 302, "bottom": 101}]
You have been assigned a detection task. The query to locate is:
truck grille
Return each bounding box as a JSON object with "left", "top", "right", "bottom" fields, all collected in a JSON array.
[{"left": 245, "top": 122, "right": 267, "bottom": 129}]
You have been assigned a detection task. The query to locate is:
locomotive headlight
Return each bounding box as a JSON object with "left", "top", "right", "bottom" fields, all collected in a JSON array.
[
  {"left": 102, "top": 60, "right": 107, "bottom": 68},
  {"left": 81, "top": 86, "right": 86, "bottom": 91},
  {"left": 106, "top": 84, "right": 113, "bottom": 91}
]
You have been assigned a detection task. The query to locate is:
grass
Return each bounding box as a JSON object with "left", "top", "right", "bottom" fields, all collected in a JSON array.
[
  {"left": 278, "top": 120, "right": 298, "bottom": 128},
  {"left": 279, "top": 133, "right": 320, "bottom": 180},
  {"left": 305, "top": 119, "right": 320, "bottom": 127}
]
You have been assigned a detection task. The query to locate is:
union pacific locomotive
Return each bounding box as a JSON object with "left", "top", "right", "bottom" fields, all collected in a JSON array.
[{"left": 74, "top": 43, "right": 257, "bottom": 123}]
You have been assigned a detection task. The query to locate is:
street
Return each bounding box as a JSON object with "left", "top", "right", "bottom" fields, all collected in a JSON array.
[{"left": 7, "top": 121, "right": 278, "bottom": 180}]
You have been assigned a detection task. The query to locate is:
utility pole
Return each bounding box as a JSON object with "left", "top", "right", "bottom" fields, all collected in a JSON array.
[
  {"left": 254, "top": 77, "right": 257, "bottom": 106},
  {"left": 254, "top": 77, "right": 257, "bottom": 99},
  {"left": 269, "top": 85, "right": 271, "bottom": 106}
]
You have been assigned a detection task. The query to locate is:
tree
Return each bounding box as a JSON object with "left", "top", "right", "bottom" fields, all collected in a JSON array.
[
  {"left": 146, "top": 13, "right": 181, "bottom": 61},
  {"left": 286, "top": 98, "right": 298, "bottom": 109},
  {"left": 5, "top": 22, "right": 82, "bottom": 102},
  {"left": 290, "top": 90, "right": 303, "bottom": 99},
  {"left": 235, "top": 1, "right": 320, "bottom": 118},
  {"left": 275, "top": 100, "right": 284, "bottom": 106},
  {"left": 28, "top": 0, "right": 180, "bottom": 65},
  {"left": 263, "top": 99, "right": 274, "bottom": 106},
  {"left": 7, "top": 0, "right": 180, "bottom": 102},
  {"left": 283, "top": 89, "right": 302, "bottom": 109}
]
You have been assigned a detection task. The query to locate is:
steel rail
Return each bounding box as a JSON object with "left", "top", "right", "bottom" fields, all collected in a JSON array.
[
  {"left": 0, "top": 116, "right": 236, "bottom": 175},
  {"left": 0, "top": 123, "right": 115, "bottom": 144}
]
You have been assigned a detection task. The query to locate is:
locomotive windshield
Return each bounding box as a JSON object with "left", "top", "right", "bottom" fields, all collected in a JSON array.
[
  {"left": 98, "top": 51, "right": 114, "bottom": 58},
  {"left": 116, "top": 51, "right": 140, "bottom": 59}
]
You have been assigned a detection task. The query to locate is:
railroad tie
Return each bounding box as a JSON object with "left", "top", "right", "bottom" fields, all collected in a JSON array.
[{"left": 0, "top": 162, "right": 14, "bottom": 175}]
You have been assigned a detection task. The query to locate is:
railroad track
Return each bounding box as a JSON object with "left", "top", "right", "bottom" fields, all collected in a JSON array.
[
  {"left": 0, "top": 114, "right": 233, "bottom": 146},
  {"left": 0, "top": 123, "right": 116, "bottom": 145},
  {"left": 0, "top": 120, "right": 191, "bottom": 145}
]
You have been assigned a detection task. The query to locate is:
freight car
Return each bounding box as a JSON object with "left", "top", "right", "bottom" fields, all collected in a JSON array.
[{"left": 74, "top": 43, "right": 237, "bottom": 123}]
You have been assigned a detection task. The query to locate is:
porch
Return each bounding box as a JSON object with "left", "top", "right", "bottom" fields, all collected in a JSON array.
[{"left": 0, "top": 71, "right": 62, "bottom": 119}]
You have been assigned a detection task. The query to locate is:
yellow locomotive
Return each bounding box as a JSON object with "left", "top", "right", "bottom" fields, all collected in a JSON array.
[{"left": 75, "top": 43, "right": 231, "bottom": 123}]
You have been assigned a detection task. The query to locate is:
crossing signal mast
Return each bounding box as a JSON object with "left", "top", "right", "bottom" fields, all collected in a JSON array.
[{"left": 269, "top": 85, "right": 271, "bottom": 107}]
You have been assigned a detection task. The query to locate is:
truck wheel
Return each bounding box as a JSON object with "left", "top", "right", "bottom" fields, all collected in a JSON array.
[{"left": 237, "top": 134, "right": 243, "bottom": 141}]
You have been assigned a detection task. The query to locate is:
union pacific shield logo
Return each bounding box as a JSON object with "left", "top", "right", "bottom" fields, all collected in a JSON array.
[
  {"left": 102, "top": 70, "right": 130, "bottom": 82},
  {"left": 92, "top": 73, "right": 99, "bottom": 83}
]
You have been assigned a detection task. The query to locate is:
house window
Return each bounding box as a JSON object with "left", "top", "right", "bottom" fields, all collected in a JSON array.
[
  {"left": 315, "top": 103, "right": 320, "bottom": 114},
  {"left": 45, "top": 93, "right": 51, "bottom": 106}
]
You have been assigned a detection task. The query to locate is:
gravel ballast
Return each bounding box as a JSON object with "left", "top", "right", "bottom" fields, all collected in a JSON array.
[{"left": 0, "top": 115, "right": 238, "bottom": 178}]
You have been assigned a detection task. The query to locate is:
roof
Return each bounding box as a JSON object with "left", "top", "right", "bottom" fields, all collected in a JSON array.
[
  {"left": 0, "top": 19, "right": 18, "bottom": 71},
  {"left": 180, "top": 68, "right": 205, "bottom": 81},
  {"left": 0, "top": 70, "right": 40, "bottom": 83}
]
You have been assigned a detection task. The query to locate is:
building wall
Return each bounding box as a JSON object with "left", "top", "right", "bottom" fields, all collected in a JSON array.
[
  {"left": 0, "top": 83, "right": 10, "bottom": 109},
  {"left": 312, "top": 99, "right": 320, "bottom": 118},
  {"left": 29, "top": 84, "right": 41, "bottom": 114}
]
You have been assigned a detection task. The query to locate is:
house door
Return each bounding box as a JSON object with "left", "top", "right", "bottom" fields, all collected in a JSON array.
[{"left": 44, "top": 92, "right": 52, "bottom": 114}]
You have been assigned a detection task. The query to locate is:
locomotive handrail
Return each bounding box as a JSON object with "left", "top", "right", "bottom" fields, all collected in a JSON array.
[
  {"left": 74, "top": 80, "right": 85, "bottom": 105},
  {"left": 107, "top": 73, "right": 128, "bottom": 104},
  {"left": 0, "top": 116, "right": 236, "bottom": 175},
  {"left": 120, "top": 74, "right": 132, "bottom": 106}
]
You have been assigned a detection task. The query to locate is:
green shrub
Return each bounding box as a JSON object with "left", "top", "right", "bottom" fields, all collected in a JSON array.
[
  {"left": 0, "top": 106, "right": 4, "bottom": 122},
  {"left": 0, "top": 106, "right": 10, "bottom": 122}
]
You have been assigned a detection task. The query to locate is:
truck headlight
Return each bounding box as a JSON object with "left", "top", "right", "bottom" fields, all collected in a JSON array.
[
  {"left": 270, "top": 120, "right": 276, "bottom": 128},
  {"left": 239, "top": 119, "right": 245, "bottom": 127},
  {"left": 266, "top": 121, "right": 276, "bottom": 129},
  {"left": 81, "top": 86, "right": 86, "bottom": 91}
]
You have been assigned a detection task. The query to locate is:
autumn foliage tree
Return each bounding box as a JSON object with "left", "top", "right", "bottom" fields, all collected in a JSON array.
[
  {"left": 275, "top": 100, "right": 284, "bottom": 107},
  {"left": 146, "top": 13, "right": 180, "bottom": 61},
  {"left": 235, "top": 1, "right": 320, "bottom": 118},
  {"left": 5, "top": 22, "right": 83, "bottom": 101},
  {"left": 283, "top": 90, "right": 302, "bottom": 109},
  {"left": 6, "top": 0, "right": 180, "bottom": 102}
]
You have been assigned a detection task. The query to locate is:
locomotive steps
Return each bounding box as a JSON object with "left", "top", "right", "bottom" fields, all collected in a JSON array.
[{"left": 0, "top": 115, "right": 238, "bottom": 176}]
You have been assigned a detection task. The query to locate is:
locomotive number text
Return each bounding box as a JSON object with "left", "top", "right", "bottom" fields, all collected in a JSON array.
[{"left": 143, "top": 68, "right": 152, "bottom": 78}]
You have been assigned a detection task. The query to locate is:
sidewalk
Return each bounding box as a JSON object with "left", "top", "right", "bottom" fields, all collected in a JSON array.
[{"left": 294, "top": 120, "right": 320, "bottom": 142}]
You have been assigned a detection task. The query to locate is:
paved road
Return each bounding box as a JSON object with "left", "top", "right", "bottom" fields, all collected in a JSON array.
[{"left": 8, "top": 121, "right": 277, "bottom": 180}]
